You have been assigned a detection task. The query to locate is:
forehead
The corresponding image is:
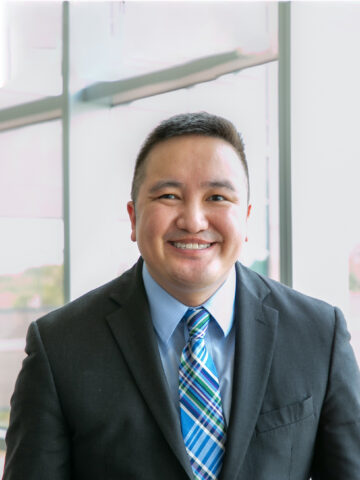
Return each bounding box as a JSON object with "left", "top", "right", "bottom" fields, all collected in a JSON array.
[{"left": 144, "top": 135, "right": 245, "bottom": 180}]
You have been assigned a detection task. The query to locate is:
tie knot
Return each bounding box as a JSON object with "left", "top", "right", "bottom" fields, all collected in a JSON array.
[{"left": 184, "top": 308, "right": 210, "bottom": 340}]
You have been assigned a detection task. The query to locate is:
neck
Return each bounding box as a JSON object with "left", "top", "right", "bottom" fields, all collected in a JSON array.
[{"left": 151, "top": 276, "right": 227, "bottom": 307}]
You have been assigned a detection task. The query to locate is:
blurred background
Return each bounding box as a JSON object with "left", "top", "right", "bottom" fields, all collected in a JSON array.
[{"left": 0, "top": 0, "right": 360, "bottom": 467}]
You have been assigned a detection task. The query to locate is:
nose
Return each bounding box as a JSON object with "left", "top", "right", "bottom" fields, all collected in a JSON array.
[{"left": 175, "top": 200, "right": 209, "bottom": 233}]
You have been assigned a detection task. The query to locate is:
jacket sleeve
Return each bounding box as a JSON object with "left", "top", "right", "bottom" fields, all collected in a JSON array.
[
  {"left": 3, "top": 321, "right": 71, "bottom": 480},
  {"left": 311, "top": 307, "right": 360, "bottom": 479}
]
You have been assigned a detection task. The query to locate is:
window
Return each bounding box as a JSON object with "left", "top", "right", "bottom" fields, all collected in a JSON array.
[
  {"left": 0, "top": 2, "right": 278, "bottom": 466},
  {"left": 0, "top": 121, "right": 63, "bottom": 463},
  {"left": 291, "top": 2, "right": 360, "bottom": 362},
  {"left": 68, "top": 1, "right": 279, "bottom": 297}
]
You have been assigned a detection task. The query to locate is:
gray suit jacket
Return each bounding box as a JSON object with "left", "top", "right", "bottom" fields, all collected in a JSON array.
[{"left": 3, "top": 259, "right": 360, "bottom": 479}]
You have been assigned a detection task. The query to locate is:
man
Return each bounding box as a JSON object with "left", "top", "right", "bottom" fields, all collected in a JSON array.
[{"left": 3, "top": 112, "right": 360, "bottom": 480}]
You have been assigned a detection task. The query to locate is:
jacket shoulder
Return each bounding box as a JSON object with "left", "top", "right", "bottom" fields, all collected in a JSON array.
[
  {"left": 237, "top": 263, "right": 339, "bottom": 330},
  {"left": 35, "top": 260, "right": 143, "bottom": 332},
  {"left": 242, "top": 263, "right": 334, "bottom": 307}
]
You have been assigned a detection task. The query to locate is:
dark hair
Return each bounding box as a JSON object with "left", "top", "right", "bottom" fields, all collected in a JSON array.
[{"left": 131, "top": 111, "right": 249, "bottom": 203}]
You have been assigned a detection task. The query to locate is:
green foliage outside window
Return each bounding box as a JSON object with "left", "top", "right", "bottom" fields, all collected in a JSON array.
[
  {"left": 0, "top": 265, "right": 63, "bottom": 309},
  {"left": 350, "top": 272, "right": 360, "bottom": 293}
]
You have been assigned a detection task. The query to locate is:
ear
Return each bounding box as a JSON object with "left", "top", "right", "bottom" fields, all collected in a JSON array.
[
  {"left": 127, "top": 201, "right": 137, "bottom": 242},
  {"left": 247, "top": 204, "right": 252, "bottom": 219},
  {"left": 245, "top": 204, "right": 252, "bottom": 242}
]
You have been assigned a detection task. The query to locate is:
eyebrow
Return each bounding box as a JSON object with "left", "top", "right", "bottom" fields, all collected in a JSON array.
[
  {"left": 200, "top": 180, "right": 236, "bottom": 192},
  {"left": 148, "top": 180, "right": 183, "bottom": 193}
]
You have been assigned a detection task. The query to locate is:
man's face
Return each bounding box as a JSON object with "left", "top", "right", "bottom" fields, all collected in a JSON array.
[{"left": 127, "top": 134, "right": 251, "bottom": 305}]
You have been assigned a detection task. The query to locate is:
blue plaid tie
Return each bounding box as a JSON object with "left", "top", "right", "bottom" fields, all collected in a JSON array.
[{"left": 179, "top": 308, "right": 226, "bottom": 480}]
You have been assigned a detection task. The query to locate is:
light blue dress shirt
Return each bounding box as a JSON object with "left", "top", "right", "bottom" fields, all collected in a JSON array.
[{"left": 142, "top": 263, "right": 236, "bottom": 424}]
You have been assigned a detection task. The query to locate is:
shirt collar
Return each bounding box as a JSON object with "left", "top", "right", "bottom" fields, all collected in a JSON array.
[{"left": 142, "top": 263, "right": 236, "bottom": 345}]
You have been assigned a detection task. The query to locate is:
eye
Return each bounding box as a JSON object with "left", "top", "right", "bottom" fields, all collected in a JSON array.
[
  {"left": 158, "top": 193, "right": 177, "bottom": 200},
  {"left": 208, "top": 194, "right": 226, "bottom": 202}
]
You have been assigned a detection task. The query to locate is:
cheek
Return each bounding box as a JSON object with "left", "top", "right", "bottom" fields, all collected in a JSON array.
[
  {"left": 213, "top": 209, "right": 248, "bottom": 253},
  {"left": 137, "top": 218, "right": 156, "bottom": 242},
  {"left": 137, "top": 206, "right": 173, "bottom": 240},
  {"left": 213, "top": 209, "right": 243, "bottom": 235}
]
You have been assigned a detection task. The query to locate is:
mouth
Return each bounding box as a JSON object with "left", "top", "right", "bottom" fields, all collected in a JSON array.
[{"left": 170, "top": 241, "right": 214, "bottom": 250}]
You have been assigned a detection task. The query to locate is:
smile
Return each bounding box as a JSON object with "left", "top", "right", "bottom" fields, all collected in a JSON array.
[{"left": 171, "top": 242, "right": 213, "bottom": 250}]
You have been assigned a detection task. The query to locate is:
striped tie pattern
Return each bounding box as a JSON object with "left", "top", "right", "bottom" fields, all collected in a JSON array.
[{"left": 179, "top": 308, "right": 226, "bottom": 480}]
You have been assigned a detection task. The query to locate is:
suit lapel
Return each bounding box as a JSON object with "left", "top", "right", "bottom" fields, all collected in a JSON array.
[
  {"left": 220, "top": 264, "right": 279, "bottom": 480},
  {"left": 106, "top": 260, "right": 194, "bottom": 479}
]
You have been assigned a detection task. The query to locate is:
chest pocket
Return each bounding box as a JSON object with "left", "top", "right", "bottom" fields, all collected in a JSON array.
[{"left": 256, "top": 395, "right": 314, "bottom": 433}]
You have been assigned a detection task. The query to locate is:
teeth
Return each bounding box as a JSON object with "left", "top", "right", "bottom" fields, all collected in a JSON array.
[{"left": 173, "top": 242, "right": 211, "bottom": 250}]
